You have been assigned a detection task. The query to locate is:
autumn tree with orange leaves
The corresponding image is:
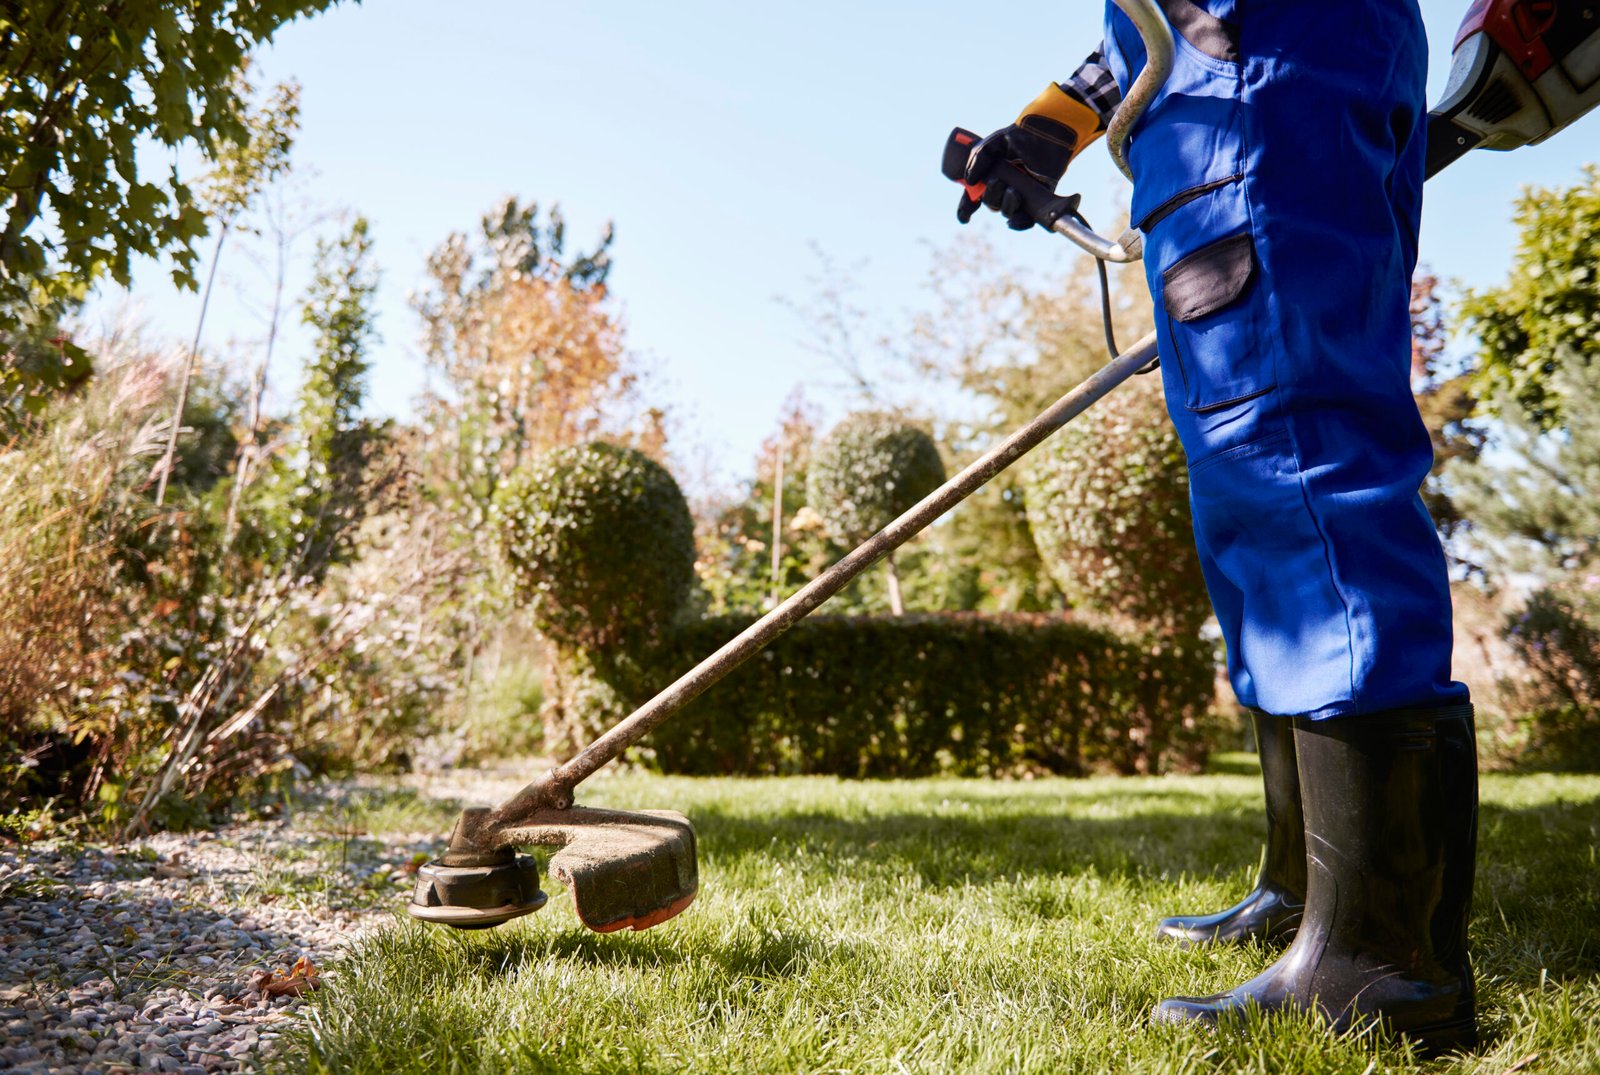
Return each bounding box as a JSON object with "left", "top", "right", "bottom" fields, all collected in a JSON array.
[{"left": 414, "top": 198, "right": 665, "bottom": 530}]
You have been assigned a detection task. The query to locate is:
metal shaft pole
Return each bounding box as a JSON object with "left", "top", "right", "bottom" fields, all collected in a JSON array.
[{"left": 493, "top": 332, "right": 1158, "bottom": 818}]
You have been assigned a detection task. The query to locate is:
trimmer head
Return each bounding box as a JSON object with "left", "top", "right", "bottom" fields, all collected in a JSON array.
[
  {"left": 408, "top": 846, "right": 549, "bottom": 929},
  {"left": 408, "top": 805, "right": 698, "bottom": 933}
]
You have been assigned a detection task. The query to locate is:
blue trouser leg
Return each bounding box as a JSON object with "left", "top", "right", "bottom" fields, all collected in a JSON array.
[{"left": 1103, "top": 0, "right": 1467, "bottom": 717}]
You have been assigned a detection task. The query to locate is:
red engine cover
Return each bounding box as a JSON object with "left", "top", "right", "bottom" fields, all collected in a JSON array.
[{"left": 1455, "top": 0, "right": 1559, "bottom": 79}]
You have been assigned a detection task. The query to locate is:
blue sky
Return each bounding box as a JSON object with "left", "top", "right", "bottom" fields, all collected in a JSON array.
[{"left": 101, "top": 0, "right": 1596, "bottom": 492}]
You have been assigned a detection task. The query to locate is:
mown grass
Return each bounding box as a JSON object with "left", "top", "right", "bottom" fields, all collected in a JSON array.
[{"left": 283, "top": 766, "right": 1600, "bottom": 1074}]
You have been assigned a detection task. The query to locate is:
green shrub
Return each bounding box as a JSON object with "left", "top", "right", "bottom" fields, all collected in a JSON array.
[
  {"left": 1021, "top": 374, "right": 1209, "bottom": 637},
  {"left": 637, "top": 612, "right": 1217, "bottom": 777},
  {"left": 495, "top": 442, "right": 695, "bottom": 754},
  {"left": 1502, "top": 589, "right": 1600, "bottom": 771},
  {"left": 806, "top": 412, "right": 945, "bottom": 543},
  {"left": 496, "top": 442, "right": 695, "bottom": 651},
  {"left": 807, "top": 412, "right": 945, "bottom": 614}
]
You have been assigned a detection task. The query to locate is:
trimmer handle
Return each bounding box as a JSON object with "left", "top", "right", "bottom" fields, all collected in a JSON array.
[
  {"left": 941, "top": 127, "right": 1084, "bottom": 229},
  {"left": 942, "top": 0, "right": 1178, "bottom": 265}
]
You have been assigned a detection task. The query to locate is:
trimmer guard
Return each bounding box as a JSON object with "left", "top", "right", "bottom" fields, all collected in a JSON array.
[{"left": 506, "top": 807, "right": 699, "bottom": 932}]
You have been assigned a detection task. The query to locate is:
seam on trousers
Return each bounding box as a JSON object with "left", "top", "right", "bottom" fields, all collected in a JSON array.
[
  {"left": 1234, "top": 54, "right": 1360, "bottom": 709},
  {"left": 1292, "top": 470, "right": 1358, "bottom": 705}
]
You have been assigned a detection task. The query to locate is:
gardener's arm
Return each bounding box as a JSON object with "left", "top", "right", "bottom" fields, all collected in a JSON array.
[{"left": 1062, "top": 47, "right": 1121, "bottom": 131}]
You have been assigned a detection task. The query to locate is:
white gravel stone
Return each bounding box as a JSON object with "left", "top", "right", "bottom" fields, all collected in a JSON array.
[{"left": 0, "top": 791, "right": 448, "bottom": 1074}]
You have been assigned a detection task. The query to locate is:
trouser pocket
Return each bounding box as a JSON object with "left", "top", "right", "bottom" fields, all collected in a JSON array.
[{"left": 1159, "top": 226, "right": 1275, "bottom": 413}]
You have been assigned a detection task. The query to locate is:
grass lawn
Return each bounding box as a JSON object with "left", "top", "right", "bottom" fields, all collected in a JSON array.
[{"left": 285, "top": 762, "right": 1600, "bottom": 1074}]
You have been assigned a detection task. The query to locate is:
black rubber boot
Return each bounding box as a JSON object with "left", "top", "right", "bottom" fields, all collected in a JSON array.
[
  {"left": 1156, "top": 712, "right": 1306, "bottom": 946},
  {"left": 1153, "top": 705, "right": 1478, "bottom": 1053}
]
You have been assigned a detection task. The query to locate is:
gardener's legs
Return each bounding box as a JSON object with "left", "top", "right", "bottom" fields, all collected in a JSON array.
[
  {"left": 1153, "top": 707, "right": 1478, "bottom": 1051},
  {"left": 1103, "top": 0, "right": 1479, "bottom": 1045},
  {"left": 1104, "top": 0, "right": 1465, "bottom": 718}
]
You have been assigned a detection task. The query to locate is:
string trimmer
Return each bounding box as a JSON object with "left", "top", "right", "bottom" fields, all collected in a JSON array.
[{"left": 408, "top": 0, "right": 1600, "bottom": 933}]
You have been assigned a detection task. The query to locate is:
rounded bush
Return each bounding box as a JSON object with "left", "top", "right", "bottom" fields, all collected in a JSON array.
[
  {"left": 1021, "top": 375, "right": 1211, "bottom": 637},
  {"left": 496, "top": 442, "right": 695, "bottom": 651},
  {"left": 806, "top": 412, "right": 945, "bottom": 544}
]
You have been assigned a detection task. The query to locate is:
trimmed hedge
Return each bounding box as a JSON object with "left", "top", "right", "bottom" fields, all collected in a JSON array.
[
  {"left": 635, "top": 612, "right": 1217, "bottom": 777},
  {"left": 495, "top": 442, "right": 696, "bottom": 755}
]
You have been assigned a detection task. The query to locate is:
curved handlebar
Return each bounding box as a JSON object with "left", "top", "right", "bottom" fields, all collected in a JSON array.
[
  {"left": 1052, "top": 0, "right": 1174, "bottom": 263},
  {"left": 1051, "top": 215, "right": 1145, "bottom": 263},
  {"left": 1105, "top": 0, "right": 1175, "bottom": 182}
]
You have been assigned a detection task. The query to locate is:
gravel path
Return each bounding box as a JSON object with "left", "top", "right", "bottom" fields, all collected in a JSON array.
[{"left": 0, "top": 808, "right": 448, "bottom": 1073}]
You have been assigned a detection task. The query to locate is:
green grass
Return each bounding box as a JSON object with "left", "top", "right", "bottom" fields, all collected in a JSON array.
[
  {"left": 297, "top": 785, "right": 465, "bottom": 838},
  {"left": 284, "top": 769, "right": 1600, "bottom": 1074},
  {"left": 456, "top": 653, "right": 547, "bottom": 763}
]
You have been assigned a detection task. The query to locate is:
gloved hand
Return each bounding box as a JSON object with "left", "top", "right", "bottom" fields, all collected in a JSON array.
[{"left": 959, "top": 83, "right": 1104, "bottom": 230}]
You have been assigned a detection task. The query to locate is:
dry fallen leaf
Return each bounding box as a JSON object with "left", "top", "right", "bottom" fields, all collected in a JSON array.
[
  {"left": 252, "top": 955, "right": 320, "bottom": 998},
  {"left": 154, "top": 852, "right": 193, "bottom": 880}
]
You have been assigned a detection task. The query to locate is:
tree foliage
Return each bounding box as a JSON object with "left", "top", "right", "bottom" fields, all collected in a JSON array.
[
  {"left": 1451, "top": 356, "right": 1600, "bottom": 580},
  {"left": 415, "top": 198, "right": 656, "bottom": 529},
  {"left": 0, "top": 1, "right": 344, "bottom": 327},
  {"left": 197, "top": 76, "right": 301, "bottom": 224},
  {"left": 405, "top": 201, "right": 658, "bottom": 760},
  {"left": 273, "top": 215, "right": 383, "bottom": 575},
  {"left": 1459, "top": 165, "right": 1600, "bottom": 432},
  {"left": 1449, "top": 173, "right": 1600, "bottom": 583},
  {"left": 0, "top": 311, "right": 91, "bottom": 434},
  {"left": 154, "top": 75, "right": 304, "bottom": 506},
  {"left": 1445, "top": 170, "right": 1600, "bottom": 772},
  {"left": 1022, "top": 374, "right": 1209, "bottom": 638},
  {"left": 1409, "top": 271, "right": 1483, "bottom": 541}
]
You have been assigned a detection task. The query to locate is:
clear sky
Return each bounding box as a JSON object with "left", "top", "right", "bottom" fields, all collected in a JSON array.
[{"left": 100, "top": 0, "right": 1597, "bottom": 492}]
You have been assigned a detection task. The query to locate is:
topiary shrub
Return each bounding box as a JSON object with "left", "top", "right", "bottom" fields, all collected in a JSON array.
[
  {"left": 1021, "top": 374, "right": 1210, "bottom": 637},
  {"left": 807, "top": 412, "right": 945, "bottom": 613},
  {"left": 495, "top": 442, "right": 695, "bottom": 753}
]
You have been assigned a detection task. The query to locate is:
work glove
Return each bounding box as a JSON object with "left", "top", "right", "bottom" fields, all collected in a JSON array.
[{"left": 958, "top": 83, "right": 1104, "bottom": 230}]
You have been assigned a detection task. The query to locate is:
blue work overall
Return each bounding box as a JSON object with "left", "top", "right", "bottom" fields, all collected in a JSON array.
[{"left": 1102, "top": 0, "right": 1468, "bottom": 718}]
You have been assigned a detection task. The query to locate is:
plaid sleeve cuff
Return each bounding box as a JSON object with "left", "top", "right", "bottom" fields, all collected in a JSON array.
[{"left": 1061, "top": 47, "right": 1121, "bottom": 128}]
